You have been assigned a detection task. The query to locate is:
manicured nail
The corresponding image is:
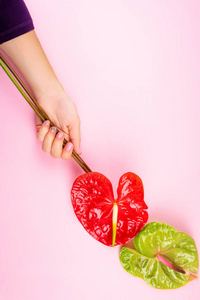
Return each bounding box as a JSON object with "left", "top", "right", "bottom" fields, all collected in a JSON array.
[
  {"left": 65, "top": 142, "right": 73, "bottom": 151},
  {"left": 57, "top": 132, "right": 63, "bottom": 138},
  {"left": 44, "top": 120, "right": 50, "bottom": 126},
  {"left": 50, "top": 127, "right": 56, "bottom": 133}
]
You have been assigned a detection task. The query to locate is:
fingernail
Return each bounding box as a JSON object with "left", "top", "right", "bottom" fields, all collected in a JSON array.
[
  {"left": 57, "top": 132, "right": 63, "bottom": 138},
  {"left": 44, "top": 120, "right": 50, "bottom": 126},
  {"left": 65, "top": 142, "right": 73, "bottom": 151},
  {"left": 50, "top": 127, "right": 56, "bottom": 133},
  {"left": 79, "top": 146, "right": 82, "bottom": 154}
]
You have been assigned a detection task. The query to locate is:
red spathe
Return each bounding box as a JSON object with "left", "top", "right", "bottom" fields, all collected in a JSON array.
[{"left": 71, "top": 172, "right": 148, "bottom": 246}]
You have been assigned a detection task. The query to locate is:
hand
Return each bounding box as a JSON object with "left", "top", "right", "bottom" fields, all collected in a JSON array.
[
  {"left": 35, "top": 92, "right": 81, "bottom": 159},
  {"left": 0, "top": 30, "right": 81, "bottom": 160}
]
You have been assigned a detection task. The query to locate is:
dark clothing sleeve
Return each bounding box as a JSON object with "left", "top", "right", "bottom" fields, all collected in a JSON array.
[{"left": 0, "top": 0, "right": 34, "bottom": 44}]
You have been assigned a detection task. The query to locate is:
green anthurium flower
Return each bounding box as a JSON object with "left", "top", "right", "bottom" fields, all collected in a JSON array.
[{"left": 119, "top": 222, "right": 199, "bottom": 289}]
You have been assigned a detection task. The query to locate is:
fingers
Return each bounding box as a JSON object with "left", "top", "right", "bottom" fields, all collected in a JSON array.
[
  {"left": 36, "top": 120, "right": 50, "bottom": 141},
  {"left": 43, "top": 128, "right": 73, "bottom": 160},
  {"left": 36, "top": 120, "right": 74, "bottom": 160},
  {"left": 36, "top": 117, "right": 82, "bottom": 159},
  {"left": 50, "top": 131, "right": 65, "bottom": 158},
  {"left": 61, "top": 142, "right": 74, "bottom": 160},
  {"left": 42, "top": 126, "right": 58, "bottom": 153}
]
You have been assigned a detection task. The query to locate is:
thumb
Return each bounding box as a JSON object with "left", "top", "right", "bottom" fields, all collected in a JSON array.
[{"left": 68, "top": 119, "right": 81, "bottom": 155}]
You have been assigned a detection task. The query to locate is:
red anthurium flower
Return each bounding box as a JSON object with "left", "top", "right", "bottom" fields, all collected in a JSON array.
[{"left": 71, "top": 172, "right": 148, "bottom": 247}]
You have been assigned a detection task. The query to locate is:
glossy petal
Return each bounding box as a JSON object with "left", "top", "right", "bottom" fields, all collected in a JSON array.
[
  {"left": 115, "top": 172, "right": 148, "bottom": 245},
  {"left": 71, "top": 172, "right": 148, "bottom": 246},
  {"left": 119, "top": 222, "right": 199, "bottom": 289}
]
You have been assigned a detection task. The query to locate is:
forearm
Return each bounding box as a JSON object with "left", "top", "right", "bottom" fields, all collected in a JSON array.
[{"left": 0, "top": 30, "right": 64, "bottom": 100}]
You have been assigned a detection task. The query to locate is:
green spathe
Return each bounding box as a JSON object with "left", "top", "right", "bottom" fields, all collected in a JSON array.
[{"left": 119, "top": 222, "right": 199, "bottom": 289}]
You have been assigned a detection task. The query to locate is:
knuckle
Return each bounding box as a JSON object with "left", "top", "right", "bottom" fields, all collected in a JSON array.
[
  {"left": 42, "top": 144, "right": 49, "bottom": 153},
  {"left": 37, "top": 135, "right": 43, "bottom": 142},
  {"left": 42, "top": 148, "right": 50, "bottom": 153},
  {"left": 61, "top": 154, "right": 71, "bottom": 160},
  {"left": 51, "top": 152, "right": 60, "bottom": 159}
]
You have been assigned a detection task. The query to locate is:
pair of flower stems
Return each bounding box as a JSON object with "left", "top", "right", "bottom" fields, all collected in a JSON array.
[{"left": 0, "top": 53, "right": 92, "bottom": 173}]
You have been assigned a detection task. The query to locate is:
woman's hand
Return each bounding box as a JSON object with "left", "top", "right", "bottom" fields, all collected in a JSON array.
[
  {"left": 0, "top": 30, "right": 81, "bottom": 160},
  {"left": 35, "top": 93, "right": 81, "bottom": 159}
]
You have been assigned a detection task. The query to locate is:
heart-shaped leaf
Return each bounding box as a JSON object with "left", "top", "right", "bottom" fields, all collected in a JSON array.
[
  {"left": 119, "top": 222, "right": 199, "bottom": 289},
  {"left": 71, "top": 172, "right": 148, "bottom": 246}
]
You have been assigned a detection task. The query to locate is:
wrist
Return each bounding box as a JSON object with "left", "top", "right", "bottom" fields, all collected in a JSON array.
[
  {"left": 35, "top": 88, "right": 71, "bottom": 107},
  {"left": 33, "top": 80, "right": 65, "bottom": 102}
]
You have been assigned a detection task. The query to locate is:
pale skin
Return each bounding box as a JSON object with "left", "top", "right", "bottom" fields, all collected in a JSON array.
[{"left": 0, "top": 30, "right": 81, "bottom": 159}]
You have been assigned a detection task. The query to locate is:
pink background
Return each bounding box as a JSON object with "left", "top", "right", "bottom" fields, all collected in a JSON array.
[{"left": 0, "top": 0, "right": 200, "bottom": 299}]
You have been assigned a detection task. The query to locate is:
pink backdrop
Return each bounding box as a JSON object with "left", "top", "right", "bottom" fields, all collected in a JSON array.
[{"left": 0, "top": 0, "right": 200, "bottom": 299}]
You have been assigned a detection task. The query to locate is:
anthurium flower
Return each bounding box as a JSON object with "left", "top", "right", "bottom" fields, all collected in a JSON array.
[
  {"left": 71, "top": 172, "right": 148, "bottom": 246},
  {"left": 120, "top": 222, "right": 199, "bottom": 289}
]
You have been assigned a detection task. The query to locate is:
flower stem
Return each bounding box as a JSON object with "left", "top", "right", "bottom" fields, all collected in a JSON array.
[{"left": 0, "top": 53, "right": 92, "bottom": 173}]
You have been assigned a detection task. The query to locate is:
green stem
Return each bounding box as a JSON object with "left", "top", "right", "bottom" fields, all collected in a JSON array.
[{"left": 0, "top": 57, "right": 46, "bottom": 121}]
